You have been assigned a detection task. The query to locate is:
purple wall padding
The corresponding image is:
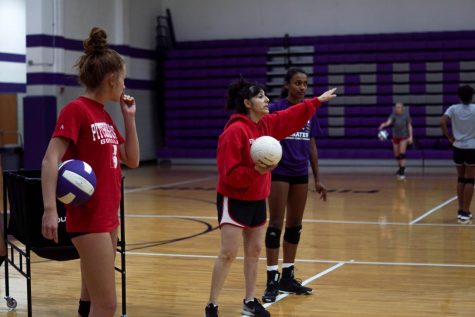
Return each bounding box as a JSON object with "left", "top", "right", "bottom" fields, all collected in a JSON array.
[
  {"left": 0, "top": 83, "right": 26, "bottom": 93},
  {"left": 443, "top": 61, "right": 460, "bottom": 105},
  {"left": 344, "top": 74, "right": 360, "bottom": 94},
  {"left": 376, "top": 64, "right": 393, "bottom": 104},
  {"left": 23, "top": 96, "right": 57, "bottom": 169},
  {"left": 410, "top": 62, "right": 426, "bottom": 94},
  {"left": 159, "top": 31, "right": 475, "bottom": 160}
]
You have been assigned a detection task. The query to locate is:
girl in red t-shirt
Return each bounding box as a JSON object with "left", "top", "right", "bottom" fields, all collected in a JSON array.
[{"left": 41, "top": 27, "right": 139, "bottom": 317}]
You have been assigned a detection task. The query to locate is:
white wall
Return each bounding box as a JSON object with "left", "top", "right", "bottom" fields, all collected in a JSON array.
[
  {"left": 0, "top": 0, "right": 26, "bottom": 85},
  {"left": 18, "top": 0, "right": 475, "bottom": 163},
  {"left": 0, "top": 0, "right": 26, "bottom": 53},
  {"left": 160, "top": 0, "right": 475, "bottom": 41},
  {"left": 24, "top": 0, "right": 162, "bottom": 161}
]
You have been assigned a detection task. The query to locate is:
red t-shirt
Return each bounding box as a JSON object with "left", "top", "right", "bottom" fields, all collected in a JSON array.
[{"left": 52, "top": 96, "right": 125, "bottom": 232}]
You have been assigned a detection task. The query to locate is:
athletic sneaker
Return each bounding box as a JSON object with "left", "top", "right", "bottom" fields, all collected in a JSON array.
[
  {"left": 204, "top": 303, "right": 218, "bottom": 317},
  {"left": 262, "top": 271, "right": 280, "bottom": 303},
  {"left": 457, "top": 210, "right": 473, "bottom": 224},
  {"left": 397, "top": 173, "right": 406, "bottom": 180},
  {"left": 242, "top": 298, "right": 270, "bottom": 317},
  {"left": 280, "top": 266, "right": 312, "bottom": 295},
  {"left": 279, "top": 277, "right": 313, "bottom": 294},
  {"left": 396, "top": 168, "right": 406, "bottom": 180}
]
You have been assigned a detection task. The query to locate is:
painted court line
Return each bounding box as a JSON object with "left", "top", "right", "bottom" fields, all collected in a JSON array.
[
  {"left": 125, "top": 251, "right": 475, "bottom": 268},
  {"left": 124, "top": 213, "right": 475, "bottom": 227},
  {"left": 409, "top": 196, "right": 458, "bottom": 225},
  {"left": 124, "top": 176, "right": 215, "bottom": 193},
  {"left": 260, "top": 262, "right": 346, "bottom": 312}
]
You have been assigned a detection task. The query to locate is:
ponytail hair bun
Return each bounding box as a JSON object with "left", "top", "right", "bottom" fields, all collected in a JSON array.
[
  {"left": 83, "top": 27, "right": 108, "bottom": 55},
  {"left": 75, "top": 27, "right": 124, "bottom": 90}
]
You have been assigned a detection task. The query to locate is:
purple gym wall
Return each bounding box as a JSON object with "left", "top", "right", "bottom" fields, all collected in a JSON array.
[{"left": 23, "top": 96, "right": 57, "bottom": 170}]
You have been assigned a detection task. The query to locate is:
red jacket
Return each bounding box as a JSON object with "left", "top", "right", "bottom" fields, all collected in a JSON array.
[{"left": 217, "top": 97, "right": 321, "bottom": 200}]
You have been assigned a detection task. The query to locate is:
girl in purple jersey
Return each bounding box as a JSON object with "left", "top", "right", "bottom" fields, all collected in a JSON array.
[{"left": 262, "top": 68, "right": 327, "bottom": 303}]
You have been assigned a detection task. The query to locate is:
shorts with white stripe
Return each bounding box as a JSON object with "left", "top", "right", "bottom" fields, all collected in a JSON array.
[{"left": 216, "top": 193, "right": 267, "bottom": 229}]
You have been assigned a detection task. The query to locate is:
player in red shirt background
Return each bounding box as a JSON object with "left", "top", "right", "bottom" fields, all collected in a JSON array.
[{"left": 41, "top": 27, "right": 139, "bottom": 317}]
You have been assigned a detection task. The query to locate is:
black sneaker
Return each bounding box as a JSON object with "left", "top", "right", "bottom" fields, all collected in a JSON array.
[
  {"left": 262, "top": 271, "right": 280, "bottom": 303},
  {"left": 242, "top": 298, "right": 270, "bottom": 317},
  {"left": 279, "top": 277, "right": 312, "bottom": 295},
  {"left": 397, "top": 173, "right": 406, "bottom": 180},
  {"left": 396, "top": 168, "right": 406, "bottom": 180},
  {"left": 204, "top": 303, "right": 218, "bottom": 317},
  {"left": 457, "top": 210, "right": 473, "bottom": 224},
  {"left": 280, "top": 266, "right": 312, "bottom": 295}
]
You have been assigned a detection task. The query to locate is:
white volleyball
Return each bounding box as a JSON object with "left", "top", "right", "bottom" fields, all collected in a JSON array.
[
  {"left": 250, "top": 136, "right": 282, "bottom": 166},
  {"left": 378, "top": 130, "right": 389, "bottom": 141}
]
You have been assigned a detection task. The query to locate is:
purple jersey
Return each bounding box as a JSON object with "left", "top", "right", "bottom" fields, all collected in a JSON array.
[{"left": 269, "top": 99, "right": 320, "bottom": 176}]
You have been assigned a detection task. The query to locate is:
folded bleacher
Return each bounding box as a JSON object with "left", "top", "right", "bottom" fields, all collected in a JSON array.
[{"left": 158, "top": 30, "right": 475, "bottom": 161}]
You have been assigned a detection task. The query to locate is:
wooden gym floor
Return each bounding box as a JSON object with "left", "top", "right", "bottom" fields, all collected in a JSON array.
[{"left": 1, "top": 162, "right": 474, "bottom": 316}]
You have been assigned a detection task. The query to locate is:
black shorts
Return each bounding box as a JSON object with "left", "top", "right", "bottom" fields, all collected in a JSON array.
[
  {"left": 453, "top": 147, "right": 475, "bottom": 166},
  {"left": 68, "top": 232, "right": 90, "bottom": 239},
  {"left": 271, "top": 173, "right": 308, "bottom": 185},
  {"left": 216, "top": 193, "right": 267, "bottom": 228}
]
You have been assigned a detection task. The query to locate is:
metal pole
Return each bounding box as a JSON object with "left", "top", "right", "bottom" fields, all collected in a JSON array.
[
  {"left": 166, "top": 8, "right": 176, "bottom": 48},
  {"left": 120, "top": 177, "right": 127, "bottom": 316}
]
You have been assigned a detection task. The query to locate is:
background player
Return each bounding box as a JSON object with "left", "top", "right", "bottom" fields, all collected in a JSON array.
[
  {"left": 378, "top": 102, "right": 413, "bottom": 179},
  {"left": 440, "top": 85, "right": 475, "bottom": 224}
]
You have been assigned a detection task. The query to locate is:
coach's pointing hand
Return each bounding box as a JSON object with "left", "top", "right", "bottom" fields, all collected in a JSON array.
[{"left": 317, "top": 87, "right": 337, "bottom": 102}]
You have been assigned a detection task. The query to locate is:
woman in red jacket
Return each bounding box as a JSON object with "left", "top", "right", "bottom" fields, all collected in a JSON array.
[{"left": 205, "top": 77, "right": 336, "bottom": 317}]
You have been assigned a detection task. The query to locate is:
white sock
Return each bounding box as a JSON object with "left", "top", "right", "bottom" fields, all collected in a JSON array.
[
  {"left": 267, "top": 265, "right": 279, "bottom": 271},
  {"left": 282, "top": 263, "right": 294, "bottom": 269}
]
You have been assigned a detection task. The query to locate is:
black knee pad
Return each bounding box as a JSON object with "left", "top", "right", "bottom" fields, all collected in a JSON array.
[
  {"left": 78, "top": 300, "right": 90, "bottom": 317},
  {"left": 464, "top": 178, "right": 475, "bottom": 185},
  {"left": 283, "top": 225, "right": 302, "bottom": 245},
  {"left": 396, "top": 153, "right": 406, "bottom": 160},
  {"left": 458, "top": 177, "right": 465, "bottom": 184},
  {"left": 265, "top": 227, "right": 282, "bottom": 249}
]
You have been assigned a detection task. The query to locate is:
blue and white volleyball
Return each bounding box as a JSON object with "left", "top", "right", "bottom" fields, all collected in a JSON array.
[
  {"left": 57, "top": 159, "right": 96, "bottom": 205},
  {"left": 250, "top": 136, "right": 283, "bottom": 166}
]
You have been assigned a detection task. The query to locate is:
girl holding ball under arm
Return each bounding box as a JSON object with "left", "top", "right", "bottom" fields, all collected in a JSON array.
[{"left": 41, "top": 27, "right": 139, "bottom": 317}]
